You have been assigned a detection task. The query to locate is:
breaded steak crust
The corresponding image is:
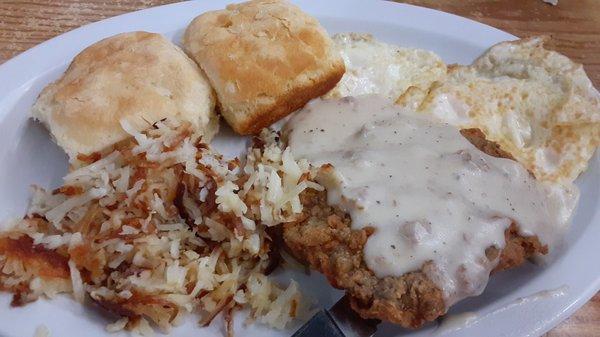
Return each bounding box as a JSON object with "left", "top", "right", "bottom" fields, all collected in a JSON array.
[{"left": 283, "top": 129, "right": 546, "bottom": 328}]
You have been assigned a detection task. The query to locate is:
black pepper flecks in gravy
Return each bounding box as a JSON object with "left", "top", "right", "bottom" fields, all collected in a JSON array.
[{"left": 284, "top": 95, "right": 578, "bottom": 307}]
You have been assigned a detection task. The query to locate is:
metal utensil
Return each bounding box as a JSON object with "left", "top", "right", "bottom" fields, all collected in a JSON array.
[{"left": 291, "top": 296, "right": 379, "bottom": 337}]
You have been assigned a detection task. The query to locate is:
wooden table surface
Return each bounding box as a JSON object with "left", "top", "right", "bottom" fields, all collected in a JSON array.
[{"left": 0, "top": 1, "right": 598, "bottom": 336}]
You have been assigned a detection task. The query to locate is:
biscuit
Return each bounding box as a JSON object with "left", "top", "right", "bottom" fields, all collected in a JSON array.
[
  {"left": 183, "top": 0, "right": 344, "bottom": 135},
  {"left": 32, "top": 31, "right": 218, "bottom": 159}
]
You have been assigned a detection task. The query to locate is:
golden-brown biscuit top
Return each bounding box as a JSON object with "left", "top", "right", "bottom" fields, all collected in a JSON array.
[{"left": 184, "top": 0, "right": 337, "bottom": 105}]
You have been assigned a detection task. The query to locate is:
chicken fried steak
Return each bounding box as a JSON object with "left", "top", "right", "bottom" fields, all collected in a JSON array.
[{"left": 281, "top": 96, "right": 574, "bottom": 328}]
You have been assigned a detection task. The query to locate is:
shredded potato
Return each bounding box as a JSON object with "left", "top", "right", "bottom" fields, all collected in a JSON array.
[{"left": 0, "top": 120, "right": 319, "bottom": 335}]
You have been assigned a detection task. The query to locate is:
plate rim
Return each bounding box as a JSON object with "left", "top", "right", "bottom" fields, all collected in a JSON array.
[{"left": 0, "top": 1, "right": 597, "bottom": 337}]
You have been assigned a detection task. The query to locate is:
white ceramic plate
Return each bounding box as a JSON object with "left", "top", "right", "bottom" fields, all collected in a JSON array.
[{"left": 0, "top": 1, "right": 598, "bottom": 336}]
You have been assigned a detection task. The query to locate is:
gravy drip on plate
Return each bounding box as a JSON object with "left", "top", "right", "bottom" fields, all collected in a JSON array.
[{"left": 285, "top": 95, "right": 576, "bottom": 306}]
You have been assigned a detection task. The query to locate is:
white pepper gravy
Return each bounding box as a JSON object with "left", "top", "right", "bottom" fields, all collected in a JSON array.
[{"left": 285, "top": 95, "right": 577, "bottom": 306}]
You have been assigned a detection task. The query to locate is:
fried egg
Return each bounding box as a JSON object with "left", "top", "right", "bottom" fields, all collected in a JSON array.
[
  {"left": 325, "top": 33, "right": 446, "bottom": 100},
  {"left": 418, "top": 37, "right": 599, "bottom": 184}
]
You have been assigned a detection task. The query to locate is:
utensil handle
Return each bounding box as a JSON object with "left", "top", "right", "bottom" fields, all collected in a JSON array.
[{"left": 291, "top": 309, "right": 346, "bottom": 337}]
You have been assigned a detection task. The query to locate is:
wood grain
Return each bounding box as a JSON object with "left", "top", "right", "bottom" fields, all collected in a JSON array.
[
  {"left": 0, "top": 1, "right": 598, "bottom": 336},
  {"left": 402, "top": 0, "right": 600, "bottom": 87}
]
